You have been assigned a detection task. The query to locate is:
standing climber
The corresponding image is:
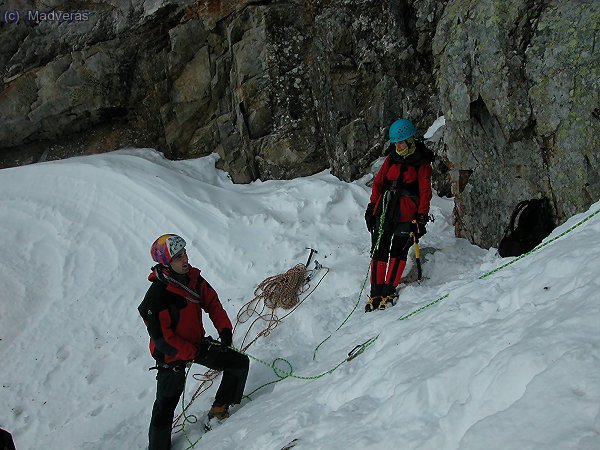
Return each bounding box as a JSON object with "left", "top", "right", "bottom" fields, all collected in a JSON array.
[
  {"left": 139, "top": 234, "right": 250, "bottom": 450},
  {"left": 364, "top": 119, "right": 433, "bottom": 312}
]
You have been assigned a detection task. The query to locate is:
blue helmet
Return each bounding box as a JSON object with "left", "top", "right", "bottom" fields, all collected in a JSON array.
[{"left": 389, "top": 119, "right": 417, "bottom": 143}]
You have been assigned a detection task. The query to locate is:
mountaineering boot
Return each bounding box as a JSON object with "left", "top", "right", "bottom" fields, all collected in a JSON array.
[
  {"left": 365, "top": 284, "right": 384, "bottom": 312},
  {"left": 208, "top": 403, "right": 230, "bottom": 420},
  {"left": 204, "top": 403, "right": 230, "bottom": 432},
  {"left": 365, "top": 295, "right": 382, "bottom": 312},
  {"left": 378, "top": 285, "right": 398, "bottom": 310},
  {"left": 378, "top": 294, "right": 397, "bottom": 310}
]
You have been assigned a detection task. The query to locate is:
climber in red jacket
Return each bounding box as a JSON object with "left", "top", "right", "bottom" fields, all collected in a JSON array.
[
  {"left": 364, "top": 119, "right": 433, "bottom": 312},
  {"left": 139, "top": 234, "right": 249, "bottom": 450}
]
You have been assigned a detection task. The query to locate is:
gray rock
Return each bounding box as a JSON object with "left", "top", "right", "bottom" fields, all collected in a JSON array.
[
  {"left": 433, "top": 0, "right": 599, "bottom": 247},
  {"left": 1, "top": 0, "right": 597, "bottom": 249}
]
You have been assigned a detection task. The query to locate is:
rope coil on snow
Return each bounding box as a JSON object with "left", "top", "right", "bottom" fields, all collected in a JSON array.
[
  {"left": 235, "top": 263, "right": 314, "bottom": 351},
  {"left": 255, "top": 264, "right": 308, "bottom": 310},
  {"left": 172, "top": 262, "right": 328, "bottom": 436}
]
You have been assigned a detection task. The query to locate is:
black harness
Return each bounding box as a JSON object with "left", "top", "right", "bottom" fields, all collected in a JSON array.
[{"left": 382, "top": 162, "right": 418, "bottom": 227}]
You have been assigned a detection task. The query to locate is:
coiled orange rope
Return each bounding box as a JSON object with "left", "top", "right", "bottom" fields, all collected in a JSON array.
[{"left": 172, "top": 263, "right": 327, "bottom": 430}]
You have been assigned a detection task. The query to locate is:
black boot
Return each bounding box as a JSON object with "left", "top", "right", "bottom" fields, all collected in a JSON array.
[
  {"left": 365, "top": 295, "right": 381, "bottom": 312},
  {"left": 365, "top": 284, "right": 383, "bottom": 312}
]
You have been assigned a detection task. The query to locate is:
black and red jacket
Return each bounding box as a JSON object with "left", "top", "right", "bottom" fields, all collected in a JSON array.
[
  {"left": 369, "top": 146, "right": 433, "bottom": 224},
  {"left": 138, "top": 265, "right": 232, "bottom": 364}
]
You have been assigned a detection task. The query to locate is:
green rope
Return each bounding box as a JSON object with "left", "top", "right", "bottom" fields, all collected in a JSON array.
[
  {"left": 313, "top": 195, "right": 391, "bottom": 359},
  {"left": 372, "top": 191, "right": 391, "bottom": 256},
  {"left": 479, "top": 208, "right": 600, "bottom": 279},
  {"left": 178, "top": 333, "right": 380, "bottom": 447},
  {"left": 231, "top": 207, "right": 599, "bottom": 432},
  {"left": 398, "top": 294, "right": 450, "bottom": 321},
  {"left": 396, "top": 208, "right": 600, "bottom": 321},
  {"left": 312, "top": 268, "right": 369, "bottom": 360},
  {"left": 179, "top": 365, "right": 202, "bottom": 450},
  {"left": 176, "top": 207, "right": 600, "bottom": 449},
  {"left": 243, "top": 335, "right": 380, "bottom": 399}
]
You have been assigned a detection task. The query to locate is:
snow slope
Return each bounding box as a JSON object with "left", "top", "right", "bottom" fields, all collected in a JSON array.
[{"left": 1, "top": 149, "right": 599, "bottom": 450}]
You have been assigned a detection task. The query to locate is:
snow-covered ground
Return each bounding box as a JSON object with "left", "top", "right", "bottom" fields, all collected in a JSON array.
[{"left": 1, "top": 148, "right": 599, "bottom": 450}]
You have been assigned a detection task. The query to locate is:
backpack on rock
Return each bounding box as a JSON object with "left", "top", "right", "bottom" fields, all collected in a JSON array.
[{"left": 498, "top": 198, "right": 555, "bottom": 257}]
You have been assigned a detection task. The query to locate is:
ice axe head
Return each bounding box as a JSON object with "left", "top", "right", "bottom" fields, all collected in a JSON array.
[{"left": 305, "top": 247, "right": 318, "bottom": 267}]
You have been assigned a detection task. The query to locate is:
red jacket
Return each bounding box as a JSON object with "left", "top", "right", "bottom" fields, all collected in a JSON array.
[
  {"left": 370, "top": 153, "right": 432, "bottom": 223},
  {"left": 138, "top": 265, "right": 232, "bottom": 364}
]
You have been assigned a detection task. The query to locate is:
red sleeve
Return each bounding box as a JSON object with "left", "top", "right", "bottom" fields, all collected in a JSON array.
[
  {"left": 158, "top": 310, "right": 198, "bottom": 360},
  {"left": 417, "top": 162, "right": 433, "bottom": 214},
  {"left": 199, "top": 280, "right": 233, "bottom": 333},
  {"left": 370, "top": 157, "right": 390, "bottom": 205}
]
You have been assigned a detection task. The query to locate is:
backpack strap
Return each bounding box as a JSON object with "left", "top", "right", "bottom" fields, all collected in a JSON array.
[
  {"left": 506, "top": 200, "right": 531, "bottom": 234},
  {"left": 384, "top": 163, "right": 411, "bottom": 223}
]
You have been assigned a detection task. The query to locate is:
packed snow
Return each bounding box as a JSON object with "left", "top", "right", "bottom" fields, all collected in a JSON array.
[{"left": 1, "top": 148, "right": 599, "bottom": 450}]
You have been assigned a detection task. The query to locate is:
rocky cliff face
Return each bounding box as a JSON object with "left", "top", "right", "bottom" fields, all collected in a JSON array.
[
  {"left": 1, "top": 0, "right": 598, "bottom": 248},
  {"left": 434, "top": 0, "right": 600, "bottom": 247}
]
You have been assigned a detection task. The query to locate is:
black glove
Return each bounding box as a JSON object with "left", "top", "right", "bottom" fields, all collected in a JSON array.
[
  {"left": 364, "top": 203, "right": 375, "bottom": 232},
  {"left": 219, "top": 328, "right": 232, "bottom": 349},
  {"left": 194, "top": 343, "right": 207, "bottom": 361},
  {"left": 415, "top": 213, "right": 429, "bottom": 225},
  {"left": 412, "top": 214, "right": 428, "bottom": 239}
]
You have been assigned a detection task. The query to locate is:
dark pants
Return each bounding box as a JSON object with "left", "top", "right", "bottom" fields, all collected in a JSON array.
[
  {"left": 148, "top": 346, "right": 250, "bottom": 450},
  {"left": 195, "top": 345, "right": 250, "bottom": 405},
  {"left": 370, "top": 226, "right": 412, "bottom": 296}
]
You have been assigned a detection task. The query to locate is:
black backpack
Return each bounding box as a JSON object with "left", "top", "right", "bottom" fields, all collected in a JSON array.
[{"left": 498, "top": 198, "right": 554, "bottom": 257}]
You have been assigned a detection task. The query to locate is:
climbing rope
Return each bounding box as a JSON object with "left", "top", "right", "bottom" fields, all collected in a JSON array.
[
  {"left": 313, "top": 196, "right": 391, "bottom": 359},
  {"left": 242, "top": 335, "right": 380, "bottom": 399},
  {"left": 313, "top": 267, "right": 369, "bottom": 359},
  {"left": 395, "top": 208, "right": 600, "bottom": 321},
  {"left": 174, "top": 332, "right": 380, "bottom": 450},
  {"left": 372, "top": 191, "right": 390, "bottom": 256},
  {"left": 175, "top": 206, "right": 599, "bottom": 447},
  {"left": 172, "top": 262, "right": 329, "bottom": 434},
  {"left": 479, "top": 208, "right": 600, "bottom": 279},
  {"left": 255, "top": 264, "right": 308, "bottom": 309},
  {"left": 179, "top": 365, "right": 200, "bottom": 450},
  {"left": 319, "top": 207, "right": 600, "bottom": 355},
  {"left": 234, "top": 264, "right": 312, "bottom": 352}
]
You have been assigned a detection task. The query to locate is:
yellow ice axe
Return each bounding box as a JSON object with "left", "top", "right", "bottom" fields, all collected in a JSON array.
[{"left": 411, "top": 220, "right": 422, "bottom": 281}]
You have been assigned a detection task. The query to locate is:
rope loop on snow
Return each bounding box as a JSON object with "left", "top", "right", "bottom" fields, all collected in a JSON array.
[
  {"left": 240, "top": 335, "right": 380, "bottom": 400},
  {"left": 235, "top": 264, "right": 329, "bottom": 352}
]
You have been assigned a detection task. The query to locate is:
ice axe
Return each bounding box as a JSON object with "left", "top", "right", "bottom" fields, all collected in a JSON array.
[
  {"left": 304, "top": 247, "right": 322, "bottom": 282},
  {"left": 410, "top": 221, "right": 422, "bottom": 281},
  {"left": 305, "top": 247, "right": 318, "bottom": 267}
]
